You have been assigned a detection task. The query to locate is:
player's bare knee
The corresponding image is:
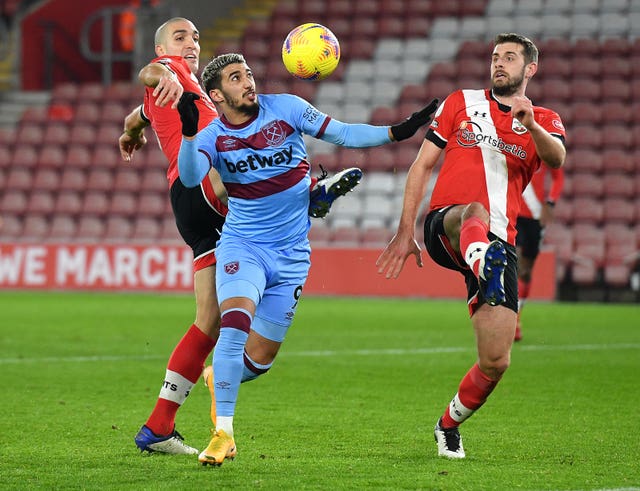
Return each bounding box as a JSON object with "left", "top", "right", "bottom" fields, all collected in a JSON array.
[
  {"left": 461, "top": 202, "right": 490, "bottom": 222},
  {"left": 478, "top": 357, "right": 510, "bottom": 380}
]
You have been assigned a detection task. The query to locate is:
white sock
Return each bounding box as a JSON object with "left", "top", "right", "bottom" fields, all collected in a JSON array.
[
  {"left": 464, "top": 241, "right": 488, "bottom": 274},
  {"left": 216, "top": 416, "right": 234, "bottom": 437}
]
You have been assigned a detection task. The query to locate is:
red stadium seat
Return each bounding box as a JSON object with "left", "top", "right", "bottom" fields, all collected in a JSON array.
[
  {"left": 571, "top": 172, "right": 603, "bottom": 198},
  {"left": 96, "top": 124, "right": 122, "bottom": 146},
  {"left": 570, "top": 57, "right": 601, "bottom": 79},
  {"left": 21, "top": 106, "right": 49, "bottom": 124},
  {"left": 113, "top": 168, "right": 142, "bottom": 193},
  {"left": 365, "top": 147, "right": 396, "bottom": 172},
  {"left": 603, "top": 264, "right": 631, "bottom": 287},
  {"left": 0, "top": 214, "right": 22, "bottom": 238},
  {"left": 308, "top": 223, "right": 331, "bottom": 247},
  {"left": 108, "top": 192, "right": 138, "bottom": 218},
  {"left": 42, "top": 124, "right": 70, "bottom": 146},
  {"left": 105, "top": 81, "right": 141, "bottom": 104},
  {"left": 32, "top": 168, "right": 60, "bottom": 191},
  {"left": 571, "top": 101, "right": 602, "bottom": 125},
  {"left": 81, "top": 191, "right": 110, "bottom": 217},
  {"left": 69, "top": 125, "right": 97, "bottom": 145},
  {"left": 602, "top": 197, "right": 635, "bottom": 225},
  {"left": 570, "top": 79, "right": 602, "bottom": 102},
  {"left": 600, "top": 38, "right": 630, "bottom": 57},
  {"left": 53, "top": 191, "right": 83, "bottom": 217},
  {"left": 59, "top": 168, "right": 87, "bottom": 191},
  {"left": 66, "top": 146, "right": 92, "bottom": 169},
  {"left": 48, "top": 216, "right": 77, "bottom": 240},
  {"left": 11, "top": 146, "right": 39, "bottom": 169},
  {"left": 601, "top": 78, "right": 631, "bottom": 103},
  {"left": 404, "top": 17, "right": 431, "bottom": 37},
  {"left": 26, "top": 191, "right": 55, "bottom": 216},
  {"left": 0, "top": 190, "right": 28, "bottom": 216},
  {"left": 75, "top": 216, "right": 105, "bottom": 240},
  {"left": 572, "top": 197, "right": 604, "bottom": 225},
  {"left": 603, "top": 174, "right": 634, "bottom": 199},
  {"left": 86, "top": 169, "right": 114, "bottom": 192},
  {"left": 131, "top": 217, "right": 161, "bottom": 241},
  {"left": 369, "top": 106, "right": 399, "bottom": 125},
  {"left": 330, "top": 226, "right": 361, "bottom": 247},
  {"left": 361, "top": 227, "right": 394, "bottom": 248},
  {"left": 539, "top": 78, "right": 571, "bottom": 103},
  {"left": 104, "top": 216, "right": 133, "bottom": 241},
  {"left": 603, "top": 124, "right": 632, "bottom": 149},
  {"left": 159, "top": 217, "right": 182, "bottom": 242},
  {"left": 378, "top": 17, "right": 405, "bottom": 38},
  {"left": 22, "top": 215, "right": 49, "bottom": 240},
  {"left": 74, "top": 102, "right": 101, "bottom": 123},
  {"left": 140, "top": 170, "right": 169, "bottom": 194},
  {"left": 601, "top": 149, "right": 633, "bottom": 174},
  {"left": 601, "top": 101, "right": 631, "bottom": 125},
  {"left": 137, "top": 193, "right": 166, "bottom": 219},
  {"left": 37, "top": 145, "right": 66, "bottom": 169},
  {"left": 569, "top": 124, "right": 602, "bottom": 150},
  {"left": 16, "top": 124, "right": 44, "bottom": 145},
  {"left": 6, "top": 168, "right": 33, "bottom": 190},
  {"left": 571, "top": 260, "right": 599, "bottom": 286},
  {"left": 51, "top": 82, "right": 79, "bottom": 103},
  {"left": 77, "top": 82, "right": 105, "bottom": 101},
  {"left": 101, "top": 103, "right": 128, "bottom": 124}
]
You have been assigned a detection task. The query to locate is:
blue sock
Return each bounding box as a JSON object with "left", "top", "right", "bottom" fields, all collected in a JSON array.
[
  {"left": 214, "top": 309, "right": 251, "bottom": 417},
  {"left": 242, "top": 350, "right": 273, "bottom": 382}
]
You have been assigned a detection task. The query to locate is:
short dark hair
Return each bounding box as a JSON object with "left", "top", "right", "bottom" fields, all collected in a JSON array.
[
  {"left": 201, "top": 53, "right": 247, "bottom": 94},
  {"left": 494, "top": 33, "right": 538, "bottom": 64}
]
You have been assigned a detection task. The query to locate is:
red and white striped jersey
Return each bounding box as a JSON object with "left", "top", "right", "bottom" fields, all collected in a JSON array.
[
  {"left": 141, "top": 55, "right": 218, "bottom": 187},
  {"left": 519, "top": 165, "right": 564, "bottom": 219},
  {"left": 426, "top": 89, "right": 565, "bottom": 244}
]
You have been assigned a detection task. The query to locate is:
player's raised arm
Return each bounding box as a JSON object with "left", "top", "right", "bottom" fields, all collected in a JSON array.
[
  {"left": 118, "top": 104, "right": 148, "bottom": 161},
  {"left": 176, "top": 92, "right": 210, "bottom": 187},
  {"left": 139, "top": 62, "right": 185, "bottom": 109},
  {"left": 376, "top": 139, "right": 442, "bottom": 279}
]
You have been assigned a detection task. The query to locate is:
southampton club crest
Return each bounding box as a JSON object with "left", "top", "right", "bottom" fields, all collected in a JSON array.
[
  {"left": 261, "top": 120, "right": 286, "bottom": 146},
  {"left": 512, "top": 118, "right": 528, "bottom": 134}
]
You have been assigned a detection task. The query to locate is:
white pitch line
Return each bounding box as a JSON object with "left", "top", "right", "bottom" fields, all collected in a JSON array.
[{"left": 0, "top": 343, "right": 638, "bottom": 365}]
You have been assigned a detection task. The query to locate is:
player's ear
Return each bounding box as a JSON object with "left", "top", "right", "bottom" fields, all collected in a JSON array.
[
  {"left": 155, "top": 44, "right": 165, "bottom": 56},
  {"left": 525, "top": 61, "right": 538, "bottom": 79},
  {"left": 209, "top": 89, "right": 224, "bottom": 103}
]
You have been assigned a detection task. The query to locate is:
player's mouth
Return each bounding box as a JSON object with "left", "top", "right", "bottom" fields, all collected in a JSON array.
[
  {"left": 184, "top": 53, "right": 197, "bottom": 60},
  {"left": 244, "top": 90, "right": 256, "bottom": 101}
]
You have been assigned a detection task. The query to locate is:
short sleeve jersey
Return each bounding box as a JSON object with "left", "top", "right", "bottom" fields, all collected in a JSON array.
[
  {"left": 426, "top": 89, "right": 565, "bottom": 244},
  {"left": 142, "top": 55, "right": 218, "bottom": 186},
  {"left": 194, "top": 93, "right": 331, "bottom": 249}
]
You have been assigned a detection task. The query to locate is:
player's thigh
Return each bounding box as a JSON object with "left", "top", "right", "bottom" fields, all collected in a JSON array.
[
  {"left": 254, "top": 242, "right": 311, "bottom": 339},
  {"left": 170, "top": 178, "right": 225, "bottom": 264}
]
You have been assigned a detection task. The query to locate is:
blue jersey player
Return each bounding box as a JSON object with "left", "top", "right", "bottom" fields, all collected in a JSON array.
[{"left": 177, "top": 53, "right": 438, "bottom": 466}]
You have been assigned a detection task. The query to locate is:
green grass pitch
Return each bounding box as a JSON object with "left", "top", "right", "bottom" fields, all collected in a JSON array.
[{"left": 1, "top": 291, "right": 639, "bottom": 490}]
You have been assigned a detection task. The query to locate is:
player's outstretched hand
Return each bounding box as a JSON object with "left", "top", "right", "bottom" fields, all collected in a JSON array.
[
  {"left": 177, "top": 92, "right": 200, "bottom": 137},
  {"left": 118, "top": 130, "right": 147, "bottom": 162},
  {"left": 375, "top": 231, "right": 423, "bottom": 279},
  {"left": 390, "top": 98, "right": 439, "bottom": 141}
]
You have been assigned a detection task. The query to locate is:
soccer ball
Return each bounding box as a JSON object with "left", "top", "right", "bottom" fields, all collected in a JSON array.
[{"left": 281, "top": 23, "right": 340, "bottom": 81}]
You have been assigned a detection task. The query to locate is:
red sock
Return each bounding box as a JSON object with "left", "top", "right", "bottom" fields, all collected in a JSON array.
[
  {"left": 518, "top": 278, "right": 531, "bottom": 300},
  {"left": 310, "top": 176, "right": 318, "bottom": 190},
  {"left": 441, "top": 363, "right": 499, "bottom": 428},
  {"left": 459, "top": 217, "right": 489, "bottom": 276},
  {"left": 145, "top": 324, "right": 215, "bottom": 435}
]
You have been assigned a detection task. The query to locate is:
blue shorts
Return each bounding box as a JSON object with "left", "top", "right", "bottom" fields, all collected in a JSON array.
[{"left": 215, "top": 237, "right": 311, "bottom": 342}]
